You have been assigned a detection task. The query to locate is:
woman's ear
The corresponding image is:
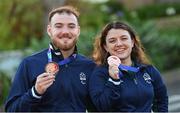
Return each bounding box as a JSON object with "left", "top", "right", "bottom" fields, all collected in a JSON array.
[
  {"left": 103, "top": 44, "right": 108, "bottom": 52},
  {"left": 132, "top": 39, "right": 135, "bottom": 47}
]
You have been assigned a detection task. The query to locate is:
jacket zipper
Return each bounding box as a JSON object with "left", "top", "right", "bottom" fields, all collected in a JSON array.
[{"left": 133, "top": 74, "right": 142, "bottom": 108}]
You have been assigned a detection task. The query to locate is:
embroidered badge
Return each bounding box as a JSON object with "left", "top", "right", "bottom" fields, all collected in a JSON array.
[
  {"left": 143, "top": 73, "right": 152, "bottom": 84},
  {"left": 79, "top": 72, "right": 86, "bottom": 84}
]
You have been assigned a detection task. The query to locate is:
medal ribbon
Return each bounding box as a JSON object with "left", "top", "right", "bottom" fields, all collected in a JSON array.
[
  {"left": 58, "top": 54, "right": 76, "bottom": 66},
  {"left": 118, "top": 64, "right": 139, "bottom": 72},
  {"left": 47, "top": 48, "right": 53, "bottom": 62},
  {"left": 47, "top": 48, "right": 76, "bottom": 66},
  {"left": 118, "top": 64, "right": 140, "bottom": 78}
]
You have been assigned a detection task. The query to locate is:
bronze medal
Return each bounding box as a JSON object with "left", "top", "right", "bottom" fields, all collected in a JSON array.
[{"left": 45, "top": 62, "right": 59, "bottom": 75}]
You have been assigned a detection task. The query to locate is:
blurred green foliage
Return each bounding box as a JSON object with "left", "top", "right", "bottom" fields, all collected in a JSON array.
[
  {"left": 136, "top": 3, "right": 180, "bottom": 20},
  {"left": 0, "top": 0, "right": 44, "bottom": 50},
  {"left": 0, "top": 72, "right": 11, "bottom": 110}
]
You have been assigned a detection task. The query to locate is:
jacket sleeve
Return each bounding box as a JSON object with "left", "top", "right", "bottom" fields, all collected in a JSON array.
[
  {"left": 5, "top": 59, "right": 41, "bottom": 112},
  {"left": 148, "top": 66, "right": 168, "bottom": 112},
  {"left": 89, "top": 66, "right": 121, "bottom": 111}
]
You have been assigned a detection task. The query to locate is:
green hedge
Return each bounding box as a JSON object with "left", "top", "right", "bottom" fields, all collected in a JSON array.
[
  {"left": 0, "top": 72, "right": 11, "bottom": 111},
  {"left": 0, "top": 0, "right": 44, "bottom": 50},
  {"left": 136, "top": 3, "right": 180, "bottom": 20}
]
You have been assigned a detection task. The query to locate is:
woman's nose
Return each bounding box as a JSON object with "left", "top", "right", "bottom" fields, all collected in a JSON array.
[{"left": 116, "top": 39, "right": 122, "bottom": 46}]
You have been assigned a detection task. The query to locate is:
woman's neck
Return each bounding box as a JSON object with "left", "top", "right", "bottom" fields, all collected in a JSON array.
[{"left": 121, "top": 57, "right": 132, "bottom": 66}]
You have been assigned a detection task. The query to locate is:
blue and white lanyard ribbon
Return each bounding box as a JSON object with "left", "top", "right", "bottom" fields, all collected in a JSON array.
[
  {"left": 58, "top": 54, "right": 76, "bottom": 66},
  {"left": 47, "top": 48, "right": 76, "bottom": 66},
  {"left": 47, "top": 48, "right": 53, "bottom": 62},
  {"left": 118, "top": 64, "right": 140, "bottom": 78}
]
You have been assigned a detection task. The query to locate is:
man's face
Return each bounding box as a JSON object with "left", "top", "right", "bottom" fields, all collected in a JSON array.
[{"left": 47, "top": 13, "right": 80, "bottom": 51}]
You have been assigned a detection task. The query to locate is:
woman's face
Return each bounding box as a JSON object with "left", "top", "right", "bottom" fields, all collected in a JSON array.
[{"left": 104, "top": 28, "right": 134, "bottom": 62}]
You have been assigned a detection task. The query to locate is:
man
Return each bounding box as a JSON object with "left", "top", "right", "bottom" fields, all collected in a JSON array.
[{"left": 5, "top": 6, "right": 96, "bottom": 112}]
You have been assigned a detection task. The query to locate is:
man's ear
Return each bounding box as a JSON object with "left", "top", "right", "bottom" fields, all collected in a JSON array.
[
  {"left": 77, "top": 25, "right": 80, "bottom": 38},
  {"left": 47, "top": 24, "right": 51, "bottom": 36}
]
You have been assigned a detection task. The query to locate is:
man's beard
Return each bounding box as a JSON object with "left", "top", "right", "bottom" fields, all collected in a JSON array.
[{"left": 53, "top": 38, "right": 77, "bottom": 51}]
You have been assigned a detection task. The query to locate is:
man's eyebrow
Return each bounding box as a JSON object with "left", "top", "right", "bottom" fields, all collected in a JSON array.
[
  {"left": 68, "top": 23, "right": 77, "bottom": 25},
  {"left": 54, "top": 23, "right": 62, "bottom": 25}
]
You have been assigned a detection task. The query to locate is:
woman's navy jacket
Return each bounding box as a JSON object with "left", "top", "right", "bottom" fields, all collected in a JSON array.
[{"left": 89, "top": 64, "right": 168, "bottom": 112}]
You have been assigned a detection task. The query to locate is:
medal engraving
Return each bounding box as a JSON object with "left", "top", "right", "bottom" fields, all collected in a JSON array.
[{"left": 45, "top": 62, "right": 59, "bottom": 75}]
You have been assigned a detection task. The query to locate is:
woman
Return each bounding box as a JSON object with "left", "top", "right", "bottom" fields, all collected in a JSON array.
[{"left": 89, "top": 21, "right": 168, "bottom": 112}]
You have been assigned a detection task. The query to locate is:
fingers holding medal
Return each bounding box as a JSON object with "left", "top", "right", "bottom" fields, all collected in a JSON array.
[
  {"left": 45, "top": 62, "right": 59, "bottom": 75},
  {"left": 107, "top": 56, "right": 121, "bottom": 79},
  {"left": 107, "top": 56, "right": 121, "bottom": 66}
]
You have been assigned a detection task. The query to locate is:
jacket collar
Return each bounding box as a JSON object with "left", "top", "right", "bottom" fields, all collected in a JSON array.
[{"left": 49, "top": 43, "right": 78, "bottom": 58}]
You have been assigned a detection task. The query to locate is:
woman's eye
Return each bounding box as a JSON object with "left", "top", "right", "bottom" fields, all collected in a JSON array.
[
  {"left": 121, "top": 37, "right": 128, "bottom": 41},
  {"left": 122, "top": 38, "right": 127, "bottom": 40},
  {"left": 109, "top": 39, "right": 116, "bottom": 43}
]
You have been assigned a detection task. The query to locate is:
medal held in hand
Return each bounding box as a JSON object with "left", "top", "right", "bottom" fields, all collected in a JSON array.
[
  {"left": 46, "top": 48, "right": 59, "bottom": 75},
  {"left": 107, "top": 56, "right": 121, "bottom": 78},
  {"left": 46, "top": 46, "right": 76, "bottom": 75},
  {"left": 107, "top": 56, "right": 121, "bottom": 66},
  {"left": 45, "top": 62, "right": 59, "bottom": 75},
  {"left": 107, "top": 55, "right": 140, "bottom": 78}
]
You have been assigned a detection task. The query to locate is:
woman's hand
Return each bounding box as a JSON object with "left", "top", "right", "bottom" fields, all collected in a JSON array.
[{"left": 107, "top": 56, "right": 121, "bottom": 80}]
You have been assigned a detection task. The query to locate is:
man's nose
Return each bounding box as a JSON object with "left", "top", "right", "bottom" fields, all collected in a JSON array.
[{"left": 61, "top": 27, "right": 69, "bottom": 34}]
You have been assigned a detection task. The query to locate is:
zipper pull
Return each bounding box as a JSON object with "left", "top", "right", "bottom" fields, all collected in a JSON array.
[{"left": 134, "top": 78, "right": 138, "bottom": 84}]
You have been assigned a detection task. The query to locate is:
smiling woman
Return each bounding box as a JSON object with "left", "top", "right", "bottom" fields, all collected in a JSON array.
[{"left": 89, "top": 21, "right": 168, "bottom": 112}]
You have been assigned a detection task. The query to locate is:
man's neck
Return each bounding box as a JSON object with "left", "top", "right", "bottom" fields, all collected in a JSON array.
[{"left": 61, "top": 47, "right": 75, "bottom": 59}]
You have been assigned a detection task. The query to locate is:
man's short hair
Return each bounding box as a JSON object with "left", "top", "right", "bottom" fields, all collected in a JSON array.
[{"left": 48, "top": 5, "right": 80, "bottom": 23}]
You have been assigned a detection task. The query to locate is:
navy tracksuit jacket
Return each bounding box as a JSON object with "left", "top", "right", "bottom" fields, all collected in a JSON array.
[
  {"left": 89, "top": 64, "right": 168, "bottom": 112},
  {"left": 5, "top": 49, "right": 96, "bottom": 112}
]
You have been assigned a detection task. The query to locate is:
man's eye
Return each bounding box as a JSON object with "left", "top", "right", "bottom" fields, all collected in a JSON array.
[
  {"left": 69, "top": 25, "right": 76, "bottom": 28},
  {"left": 55, "top": 25, "right": 62, "bottom": 28}
]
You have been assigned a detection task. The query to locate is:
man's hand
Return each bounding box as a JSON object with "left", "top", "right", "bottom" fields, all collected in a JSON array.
[{"left": 35, "top": 73, "right": 55, "bottom": 95}]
